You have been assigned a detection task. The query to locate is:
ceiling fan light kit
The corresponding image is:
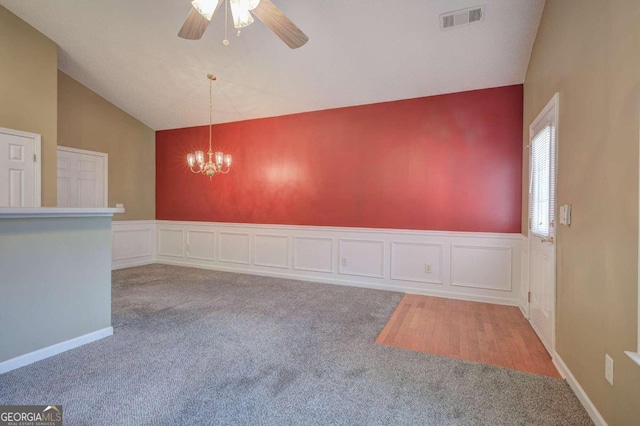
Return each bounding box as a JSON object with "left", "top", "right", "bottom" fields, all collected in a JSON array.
[
  {"left": 179, "top": 0, "right": 309, "bottom": 49},
  {"left": 231, "top": 0, "right": 262, "bottom": 28},
  {"left": 190, "top": 0, "right": 218, "bottom": 20},
  {"left": 229, "top": 0, "right": 254, "bottom": 28}
]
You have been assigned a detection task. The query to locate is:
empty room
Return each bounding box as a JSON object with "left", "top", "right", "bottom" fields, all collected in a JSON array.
[{"left": 0, "top": 0, "right": 639, "bottom": 424}]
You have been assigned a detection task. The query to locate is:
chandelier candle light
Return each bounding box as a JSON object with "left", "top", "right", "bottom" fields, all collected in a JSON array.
[{"left": 186, "top": 74, "right": 232, "bottom": 179}]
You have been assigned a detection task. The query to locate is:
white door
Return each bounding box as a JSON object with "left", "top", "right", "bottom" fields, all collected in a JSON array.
[
  {"left": 528, "top": 94, "right": 559, "bottom": 354},
  {"left": 57, "top": 147, "right": 107, "bottom": 208},
  {"left": 0, "top": 128, "right": 41, "bottom": 207}
]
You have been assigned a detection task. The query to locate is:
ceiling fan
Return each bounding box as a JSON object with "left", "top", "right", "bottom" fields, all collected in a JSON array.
[{"left": 178, "top": 0, "right": 309, "bottom": 49}]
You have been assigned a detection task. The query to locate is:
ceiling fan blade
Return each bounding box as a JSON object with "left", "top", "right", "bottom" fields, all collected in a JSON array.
[
  {"left": 178, "top": 8, "right": 211, "bottom": 40},
  {"left": 251, "top": 0, "right": 309, "bottom": 49}
]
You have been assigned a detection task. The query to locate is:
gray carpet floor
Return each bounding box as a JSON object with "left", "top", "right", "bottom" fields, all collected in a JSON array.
[{"left": 0, "top": 264, "right": 592, "bottom": 425}]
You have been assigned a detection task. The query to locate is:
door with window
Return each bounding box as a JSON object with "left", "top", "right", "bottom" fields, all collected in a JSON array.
[
  {"left": 57, "top": 147, "right": 107, "bottom": 208},
  {"left": 528, "top": 94, "right": 559, "bottom": 354}
]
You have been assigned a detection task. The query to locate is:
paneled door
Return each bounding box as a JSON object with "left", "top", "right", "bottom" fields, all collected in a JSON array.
[
  {"left": 57, "top": 147, "right": 107, "bottom": 208},
  {"left": 528, "top": 94, "right": 559, "bottom": 354},
  {"left": 0, "top": 127, "right": 41, "bottom": 207}
]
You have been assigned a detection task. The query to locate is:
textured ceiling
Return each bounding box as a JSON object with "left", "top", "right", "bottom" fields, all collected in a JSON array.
[{"left": 0, "top": 0, "right": 544, "bottom": 130}]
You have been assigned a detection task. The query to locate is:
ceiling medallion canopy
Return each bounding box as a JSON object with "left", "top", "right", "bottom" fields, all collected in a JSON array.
[{"left": 186, "top": 74, "right": 232, "bottom": 179}]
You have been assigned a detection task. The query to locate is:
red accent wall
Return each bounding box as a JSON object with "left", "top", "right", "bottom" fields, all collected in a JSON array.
[{"left": 156, "top": 85, "right": 522, "bottom": 232}]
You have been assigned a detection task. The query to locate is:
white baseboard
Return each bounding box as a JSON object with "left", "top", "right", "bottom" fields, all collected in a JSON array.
[
  {"left": 156, "top": 259, "right": 519, "bottom": 306},
  {"left": 0, "top": 327, "right": 113, "bottom": 375},
  {"left": 553, "top": 352, "right": 608, "bottom": 426},
  {"left": 112, "top": 258, "right": 156, "bottom": 270},
  {"left": 518, "top": 303, "right": 528, "bottom": 319}
]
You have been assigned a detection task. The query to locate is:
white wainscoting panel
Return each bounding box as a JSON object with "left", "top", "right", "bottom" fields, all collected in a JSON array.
[
  {"left": 293, "top": 237, "right": 334, "bottom": 273},
  {"left": 112, "top": 221, "right": 156, "bottom": 269},
  {"left": 339, "top": 239, "right": 384, "bottom": 279},
  {"left": 391, "top": 242, "right": 443, "bottom": 284},
  {"left": 451, "top": 245, "right": 512, "bottom": 291},
  {"left": 153, "top": 221, "right": 523, "bottom": 306},
  {"left": 186, "top": 230, "right": 215, "bottom": 261},
  {"left": 254, "top": 234, "right": 289, "bottom": 269},
  {"left": 158, "top": 228, "right": 185, "bottom": 258},
  {"left": 219, "top": 232, "right": 250, "bottom": 264}
]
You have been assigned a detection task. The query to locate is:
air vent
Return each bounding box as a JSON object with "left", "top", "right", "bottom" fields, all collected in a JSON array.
[{"left": 440, "top": 5, "right": 484, "bottom": 30}]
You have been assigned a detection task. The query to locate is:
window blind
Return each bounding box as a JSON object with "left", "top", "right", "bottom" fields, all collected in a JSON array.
[{"left": 529, "top": 123, "right": 556, "bottom": 238}]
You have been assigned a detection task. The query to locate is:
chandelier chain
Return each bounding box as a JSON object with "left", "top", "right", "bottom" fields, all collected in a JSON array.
[
  {"left": 209, "top": 75, "right": 213, "bottom": 153},
  {"left": 185, "top": 74, "right": 232, "bottom": 179}
]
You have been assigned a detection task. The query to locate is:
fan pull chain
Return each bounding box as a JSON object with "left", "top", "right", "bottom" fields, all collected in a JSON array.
[{"left": 223, "top": 0, "right": 230, "bottom": 45}]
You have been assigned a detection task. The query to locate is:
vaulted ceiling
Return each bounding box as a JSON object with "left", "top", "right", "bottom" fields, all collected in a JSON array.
[{"left": 0, "top": 0, "right": 544, "bottom": 130}]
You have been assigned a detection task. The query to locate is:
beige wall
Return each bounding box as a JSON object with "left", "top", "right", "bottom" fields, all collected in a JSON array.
[
  {"left": 523, "top": 0, "right": 640, "bottom": 423},
  {"left": 58, "top": 71, "right": 155, "bottom": 220},
  {"left": 0, "top": 6, "right": 57, "bottom": 206},
  {"left": 0, "top": 6, "right": 154, "bottom": 216}
]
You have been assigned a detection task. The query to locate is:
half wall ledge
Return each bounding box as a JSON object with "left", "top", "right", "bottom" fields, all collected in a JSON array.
[{"left": 0, "top": 207, "right": 124, "bottom": 218}]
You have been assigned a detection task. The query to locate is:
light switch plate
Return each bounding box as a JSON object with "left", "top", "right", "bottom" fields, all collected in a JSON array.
[
  {"left": 559, "top": 204, "right": 572, "bottom": 226},
  {"left": 605, "top": 354, "right": 614, "bottom": 385}
]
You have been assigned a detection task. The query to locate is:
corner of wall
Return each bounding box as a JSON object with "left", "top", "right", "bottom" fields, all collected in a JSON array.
[{"left": 553, "top": 353, "right": 608, "bottom": 426}]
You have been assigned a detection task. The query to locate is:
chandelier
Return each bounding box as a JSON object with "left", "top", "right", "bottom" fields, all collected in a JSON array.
[{"left": 186, "top": 74, "right": 232, "bottom": 179}]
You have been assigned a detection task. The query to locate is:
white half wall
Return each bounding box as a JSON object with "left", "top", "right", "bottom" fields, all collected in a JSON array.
[
  {"left": 112, "top": 220, "right": 156, "bottom": 269},
  {"left": 123, "top": 220, "right": 523, "bottom": 306}
]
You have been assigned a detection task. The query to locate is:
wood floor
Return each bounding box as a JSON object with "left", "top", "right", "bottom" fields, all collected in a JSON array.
[{"left": 376, "top": 294, "right": 560, "bottom": 378}]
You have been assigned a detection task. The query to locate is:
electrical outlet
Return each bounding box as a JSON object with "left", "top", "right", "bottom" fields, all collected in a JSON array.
[
  {"left": 341, "top": 257, "right": 348, "bottom": 267},
  {"left": 605, "top": 354, "right": 614, "bottom": 385},
  {"left": 424, "top": 263, "right": 432, "bottom": 273}
]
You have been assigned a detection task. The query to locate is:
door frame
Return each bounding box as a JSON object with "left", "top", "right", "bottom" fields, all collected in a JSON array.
[
  {"left": 527, "top": 93, "right": 560, "bottom": 354},
  {"left": 0, "top": 127, "right": 41, "bottom": 207},
  {"left": 57, "top": 146, "right": 108, "bottom": 208}
]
